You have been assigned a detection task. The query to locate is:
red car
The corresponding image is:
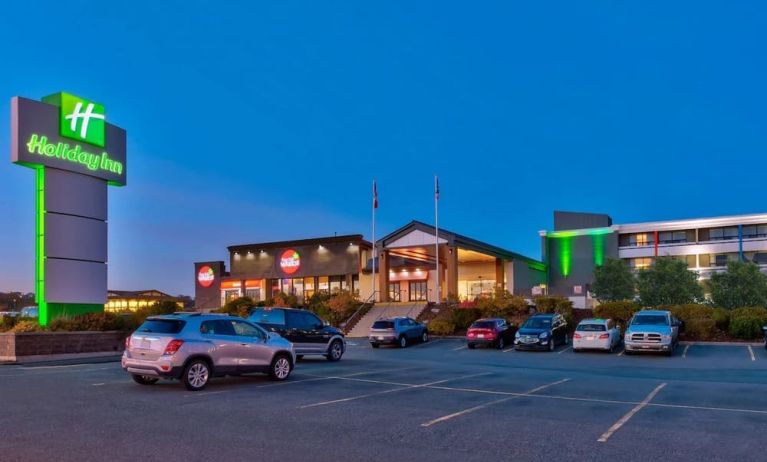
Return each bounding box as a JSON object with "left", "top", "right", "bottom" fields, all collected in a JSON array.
[{"left": 466, "top": 318, "right": 516, "bottom": 350}]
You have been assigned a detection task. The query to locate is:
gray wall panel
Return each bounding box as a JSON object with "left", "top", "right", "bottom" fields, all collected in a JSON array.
[
  {"left": 46, "top": 259, "right": 107, "bottom": 304},
  {"left": 45, "top": 213, "right": 107, "bottom": 262},
  {"left": 45, "top": 168, "right": 107, "bottom": 220}
]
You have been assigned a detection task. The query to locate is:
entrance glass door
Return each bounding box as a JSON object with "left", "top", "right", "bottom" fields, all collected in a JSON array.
[
  {"left": 408, "top": 281, "right": 427, "bottom": 301},
  {"left": 388, "top": 282, "right": 401, "bottom": 302}
]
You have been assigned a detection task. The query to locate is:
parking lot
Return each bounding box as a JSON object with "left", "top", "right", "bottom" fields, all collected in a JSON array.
[{"left": 1, "top": 339, "right": 766, "bottom": 462}]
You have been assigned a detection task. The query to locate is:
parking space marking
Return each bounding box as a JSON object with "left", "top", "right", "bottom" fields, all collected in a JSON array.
[
  {"left": 411, "top": 339, "right": 444, "bottom": 348},
  {"left": 451, "top": 345, "right": 467, "bottom": 351},
  {"left": 557, "top": 346, "right": 571, "bottom": 355},
  {"left": 617, "top": 348, "right": 625, "bottom": 356},
  {"left": 420, "top": 378, "right": 570, "bottom": 427},
  {"left": 748, "top": 345, "right": 756, "bottom": 361},
  {"left": 683, "top": 344, "right": 691, "bottom": 358},
  {"left": 597, "top": 383, "right": 666, "bottom": 443},
  {"left": 503, "top": 347, "right": 515, "bottom": 352},
  {"left": 91, "top": 383, "right": 105, "bottom": 386},
  {"left": 299, "top": 372, "right": 491, "bottom": 409}
]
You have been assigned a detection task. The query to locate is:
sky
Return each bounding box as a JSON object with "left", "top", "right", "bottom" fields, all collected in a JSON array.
[{"left": 1, "top": 1, "right": 766, "bottom": 296}]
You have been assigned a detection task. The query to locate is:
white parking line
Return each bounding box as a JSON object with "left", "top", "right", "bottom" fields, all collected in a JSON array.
[
  {"left": 420, "top": 378, "right": 570, "bottom": 427},
  {"left": 299, "top": 372, "right": 490, "bottom": 409},
  {"left": 597, "top": 383, "right": 666, "bottom": 443},
  {"left": 91, "top": 383, "right": 105, "bottom": 386},
  {"left": 683, "top": 344, "right": 691, "bottom": 358},
  {"left": 411, "top": 339, "right": 444, "bottom": 348},
  {"left": 617, "top": 349, "right": 625, "bottom": 356},
  {"left": 451, "top": 345, "right": 467, "bottom": 351},
  {"left": 503, "top": 347, "right": 515, "bottom": 352},
  {"left": 557, "top": 346, "right": 571, "bottom": 355},
  {"left": 748, "top": 345, "right": 756, "bottom": 361}
]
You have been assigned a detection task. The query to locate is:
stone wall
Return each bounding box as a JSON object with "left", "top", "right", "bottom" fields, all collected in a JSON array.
[{"left": 0, "top": 331, "right": 127, "bottom": 362}]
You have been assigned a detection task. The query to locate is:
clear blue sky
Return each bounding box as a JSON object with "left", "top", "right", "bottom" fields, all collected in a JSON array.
[{"left": 1, "top": 1, "right": 765, "bottom": 296}]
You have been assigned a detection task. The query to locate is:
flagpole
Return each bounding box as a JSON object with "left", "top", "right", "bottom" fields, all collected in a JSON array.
[
  {"left": 434, "top": 175, "right": 440, "bottom": 304},
  {"left": 372, "top": 179, "right": 377, "bottom": 302}
]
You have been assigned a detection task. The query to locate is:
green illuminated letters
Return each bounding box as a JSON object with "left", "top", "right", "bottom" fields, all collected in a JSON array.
[{"left": 25, "top": 133, "right": 122, "bottom": 175}]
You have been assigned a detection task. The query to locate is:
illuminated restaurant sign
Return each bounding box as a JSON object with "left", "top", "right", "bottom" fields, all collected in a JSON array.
[{"left": 279, "top": 249, "right": 301, "bottom": 275}]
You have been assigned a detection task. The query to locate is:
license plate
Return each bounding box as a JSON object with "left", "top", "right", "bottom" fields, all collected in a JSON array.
[
  {"left": 377, "top": 336, "right": 384, "bottom": 341},
  {"left": 477, "top": 334, "right": 485, "bottom": 339},
  {"left": 641, "top": 345, "right": 650, "bottom": 349},
  {"left": 586, "top": 336, "right": 594, "bottom": 340},
  {"left": 140, "top": 339, "right": 151, "bottom": 349}
]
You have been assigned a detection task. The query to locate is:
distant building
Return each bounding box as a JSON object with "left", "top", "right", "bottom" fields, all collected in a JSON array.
[{"left": 105, "top": 290, "right": 186, "bottom": 312}]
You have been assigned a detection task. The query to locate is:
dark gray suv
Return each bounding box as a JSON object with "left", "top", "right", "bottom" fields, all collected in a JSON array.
[
  {"left": 122, "top": 313, "right": 295, "bottom": 391},
  {"left": 369, "top": 317, "right": 428, "bottom": 348}
]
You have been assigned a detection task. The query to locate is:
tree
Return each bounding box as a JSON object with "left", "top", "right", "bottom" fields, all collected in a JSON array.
[
  {"left": 637, "top": 257, "right": 703, "bottom": 306},
  {"left": 216, "top": 296, "right": 255, "bottom": 318},
  {"left": 591, "top": 258, "right": 636, "bottom": 302},
  {"left": 709, "top": 261, "right": 767, "bottom": 309},
  {"left": 475, "top": 290, "right": 529, "bottom": 319}
]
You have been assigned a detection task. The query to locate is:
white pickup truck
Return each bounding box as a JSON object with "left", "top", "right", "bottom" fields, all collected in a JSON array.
[{"left": 624, "top": 310, "right": 683, "bottom": 356}]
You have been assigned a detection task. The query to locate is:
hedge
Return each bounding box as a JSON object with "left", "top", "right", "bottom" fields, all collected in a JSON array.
[
  {"left": 427, "top": 318, "right": 456, "bottom": 336},
  {"left": 592, "top": 301, "right": 641, "bottom": 327},
  {"left": 729, "top": 307, "right": 767, "bottom": 339}
]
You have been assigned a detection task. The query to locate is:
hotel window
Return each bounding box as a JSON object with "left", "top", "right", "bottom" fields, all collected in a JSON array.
[
  {"left": 629, "top": 233, "right": 653, "bottom": 247},
  {"left": 742, "top": 225, "right": 767, "bottom": 239},
  {"left": 710, "top": 253, "right": 738, "bottom": 267},
  {"left": 658, "top": 231, "right": 687, "bottom": 244},
  {"left": 673, "top": 255, "right": 697, "bottom": 267},
  {"left": 709, "top": 227, "right": 739, "bottom": 241},
  {"left": 629, "top": 257, "right": 653, "bottom": 270}
]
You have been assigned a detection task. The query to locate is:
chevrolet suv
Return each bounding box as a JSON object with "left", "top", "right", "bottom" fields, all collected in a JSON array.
[
  {"left": 122, "top": 313, "right": 295, "bottom": 391},
  {"left": 624, "top": 310, "right": 682, "bottom": 356},
  {"left": 248, "top": 307, "right": 346, "bottom": 361}
]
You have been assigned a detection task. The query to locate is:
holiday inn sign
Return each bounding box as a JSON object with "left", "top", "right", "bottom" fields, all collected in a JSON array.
[{"left": 10, "top": 92, "right": 128, "bottom": 325}]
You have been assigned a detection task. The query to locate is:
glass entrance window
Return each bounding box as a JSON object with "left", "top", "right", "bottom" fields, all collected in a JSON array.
[
  {"left": 329, "top": 275, "right": 343, "bottom": 293},
  {"left": 388, "top": 282, "right": 401, "bottom": 302},
  {"left": 222, "top": 289, "right": 241, "bottom": 306},
  {"left": 458, "top": 279, "right": 495, "bottom": 301},
  {"left": 245, "top": 288, "right": 261, "bottom": 301},
  {"left": 318, "top": 276, "right": 329, "bottom": 294},
  {"left": 293, "top": 278, "right": 304, "bottom": 299},
  {"left": 409, "top": 281, "right": 427, "bottom": 301},
  {"left": 304, "top": 277, "right": 315, "bottom": 299}
]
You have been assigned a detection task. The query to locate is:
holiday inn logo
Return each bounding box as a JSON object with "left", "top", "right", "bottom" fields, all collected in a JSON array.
[{"left": 43, "top": 92, "right": 106, "bottom": 147}]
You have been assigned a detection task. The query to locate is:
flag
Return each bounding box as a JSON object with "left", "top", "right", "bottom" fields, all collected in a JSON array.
[
  {"left": 435, "top": 176, "right": 440, "bottom": 201},
  {"left": 373, "top": 180, "right": 378, "bottom": 209}
]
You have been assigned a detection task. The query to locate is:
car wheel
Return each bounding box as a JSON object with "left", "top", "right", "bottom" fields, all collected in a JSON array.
[
  {"left": 296, "top": 355, "right": 304, "bottom": 361},
  {"left": 467, "top": 343, "right": 475, "bottom": 349},
  {"left": 497, "top": 337, "right": 505, "bottom": 350},
  {"left": 421, "top": 331, "right": 429, "bottom": 343},
  {"left": 269, "top": 354, "right": 292, "bottom": 381},
  {"left": 182, "top": 359, "right": 210, "bottom": 391},
  {"left": 131, "top": 374, "right": 159, "bottom": 385},
  {"left": 371, "top": 343, "right": 380, "bottom": 348},
  {"left": 326, "top": 340, "right": 344, "bottom": 362},
  {"left": 624, "top": 349, "right": 633, "bottom": 356},
  {"left": 399, "top": 336, "right": 408, "bottom": 348}
]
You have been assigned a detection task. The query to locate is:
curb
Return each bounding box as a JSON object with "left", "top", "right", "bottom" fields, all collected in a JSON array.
[
  {"left": 1, "top": 352, "right": 122, "bottom": 367},
  {"left": 679, "top": 341, "right": 763, "bottom": 347}
]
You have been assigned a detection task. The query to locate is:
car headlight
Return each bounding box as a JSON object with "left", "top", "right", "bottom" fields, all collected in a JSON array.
[
  {"left": 515, "top": 331, "right": 520, "bottom": 338},
  {"left": 539, "top": 332, "right": 549, "bottom": 339}
]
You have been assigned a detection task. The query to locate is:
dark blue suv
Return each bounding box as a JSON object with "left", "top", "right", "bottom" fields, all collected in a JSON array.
[{"left": 369, "top": 317, "right": 428, "bottom": 348}]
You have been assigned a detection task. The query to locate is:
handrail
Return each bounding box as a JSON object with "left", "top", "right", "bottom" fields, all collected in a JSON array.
[{"left": 341, "top": 291, "right": 378, "bottom": 329}]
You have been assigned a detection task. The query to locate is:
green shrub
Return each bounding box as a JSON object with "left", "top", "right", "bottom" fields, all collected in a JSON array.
[
  {"left": 9, "top": 320, "right": 42, "bottom": 333},
  {"left": 427, "top": 318, "right": 456, "bottom": 336},
  {"left": 48, "top": 312, "right": 131, "bottom": 332},
  {"left": 214, "top": 297, "right": 254, "bottom": 318},
  {"left": 534, "top": 296, "right": 574, "bottom": 326},
  {"left": 593, "top": 301, "right": 641, "bottom": 327},
  {"left": 712, "top": 307, "right": 730, "bottom": 331},
  {"left": 683, "top": 318, "right": 717, "bottom": 341},
  {"left": 729, "top": 307, "right": 767, "bottom": 339},
  {"left": 450, "top": 308, "right": 482, "bottom": 330},
  {"left": 476, "top": 290, "right": 528, "bottom": 319},
  {"left": 729, "top": 317, "right": 766, "bottom": 340}
]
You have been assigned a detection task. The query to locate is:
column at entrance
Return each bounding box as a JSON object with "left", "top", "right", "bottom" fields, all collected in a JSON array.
[
  {"left": 378, "top": 251, "right": 390, "bottom": 302},
  {"left": 446, "top": 246, "right": 459, "bottom": 301},
  {"left": 495, "top": 258, "right": 505, "bottom": 293}
]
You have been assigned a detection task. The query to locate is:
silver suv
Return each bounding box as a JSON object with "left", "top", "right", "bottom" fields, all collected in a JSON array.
[{"left": 122, "top": 313, "right": 295, "bottom": 391}]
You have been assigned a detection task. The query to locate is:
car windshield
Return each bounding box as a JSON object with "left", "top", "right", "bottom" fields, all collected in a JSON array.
[
  {"left": 249, "top": 308, "right": 285, "bottom": 325},
  {"left": 631, "top": 315, "right": 669, "bottom": 326},
  {"left": 137, "top": 319, "right": 185, "bottom": 334},
  {"left": 372, "top": 321, "right": 394, "bottom": 329},
  {"left": 470, "top": 321, "right": 496, "bottom": 329},
  {"left": 577, "top": 323, "right": 606, "bottom": 332},
  {"left": 522, "top": 318, "right": 551, "bottom": 329}
]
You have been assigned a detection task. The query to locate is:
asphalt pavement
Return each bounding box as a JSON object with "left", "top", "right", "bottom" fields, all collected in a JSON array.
[{"left": 1, "top": 339, "right": 766, "bottom": 462}]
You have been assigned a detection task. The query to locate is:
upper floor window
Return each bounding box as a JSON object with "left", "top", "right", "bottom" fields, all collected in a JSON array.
[
  {"left": 620, "top": 233, "right": 654, "bottom": 247},
  {"left": 708, "top": 227, "right": 739, "bottom": 241},
  {"left": 742, "top": 225, "right": 767, "bottom": 239},
  {"left": 658, "top": 231, "right": 687, "bottom": 244}
]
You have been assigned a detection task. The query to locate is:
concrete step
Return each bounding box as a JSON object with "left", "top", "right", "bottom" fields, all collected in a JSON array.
[{"left": 346, "top": 302, "right": 429, "bottom": 338}]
